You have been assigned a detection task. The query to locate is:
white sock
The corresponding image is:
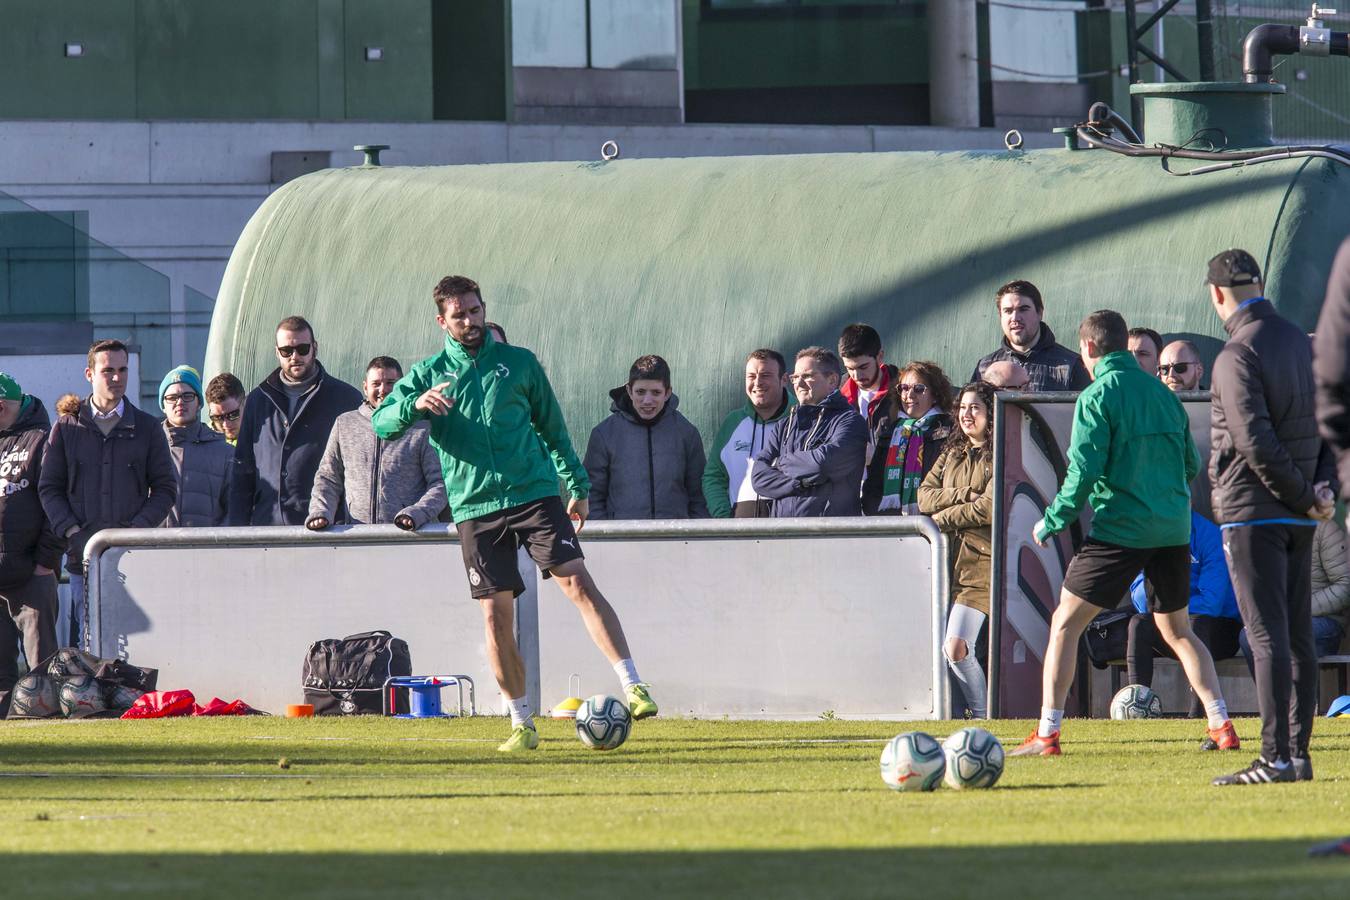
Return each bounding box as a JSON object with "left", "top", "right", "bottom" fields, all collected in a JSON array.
[
  {"left": 613, "top": 658, "right": 641, "bottom": 690},
  {"left": 1038, "top": 707, "right": 1063, "bottom": 738},
  {"left": 1205, "top": 698, "right": 1229, "bottom": 730},
  {"left": 506, "top": 696, "right": 534, "bottom": 729},
  {"left": 1268, "top": 757, "right": 1290, "bottom": 770},
  {"left": 948, "top": 654, "right": 988, "bottom": 718}
]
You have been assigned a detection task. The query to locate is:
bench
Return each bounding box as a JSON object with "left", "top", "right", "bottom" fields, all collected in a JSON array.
[{"left": 1104, "top": 654, "right": 1350, "bottom": 714}]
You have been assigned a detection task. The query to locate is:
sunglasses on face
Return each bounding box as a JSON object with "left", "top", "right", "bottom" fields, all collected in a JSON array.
[
  {"left": 209, "top": 409, "right": 242, "bottom": 424},
  {"left": 898, "top": 383, "right": 928, "bottom": 396},
  {"left": 1157, "top": 363, "right": 1194, "bottom": 376},
  {"left": 162, "top": 393, "right": 197, "bottom": 406},
  {"left": 277, "top": 344, "right": 312, "bottom": 358}
]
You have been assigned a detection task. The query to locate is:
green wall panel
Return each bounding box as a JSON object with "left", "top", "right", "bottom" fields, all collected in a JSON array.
[
  {"left": 135, "top": 0, "right": 324, "bottom": 119},
  {"left": 431, "top": 0, "right": 509, "bottom": 121},
  {"left": 0, "top": 0, "right": 136, "bottom": 118},
  {"left": 344, "top": 0, "right": 433, "bottom": 120}
]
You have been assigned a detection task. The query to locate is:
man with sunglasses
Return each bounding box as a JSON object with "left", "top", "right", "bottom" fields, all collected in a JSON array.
[
  {"left": 158, "top": 365, "right": 231, "bottom": 527},
  {"left": 205, "top": 373, "right": 246, "bottom": 445},
  {"left": 227, "top": 316, "right": 360, "bottom": 526},
  {"left": 1159, "top": 341, "right": 1205, "bottom": 392}
]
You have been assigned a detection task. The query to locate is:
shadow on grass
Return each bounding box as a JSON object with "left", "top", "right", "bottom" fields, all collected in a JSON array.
[{"left": 2, "top": 841, "right": 1346, "bottom": 899}]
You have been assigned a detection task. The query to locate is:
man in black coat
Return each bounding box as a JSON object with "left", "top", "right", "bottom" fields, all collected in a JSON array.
[
  {"left": 1207, "top": 249, "right": 1335, "bottom": 787},
  {"left": 1315, "top": 237, "right": 1350, "bottom": 499},
  {"left": 0, "top": 375, "right": 63, "bottom": 714},
  {"left": 38, "top": 340, "right": 178, "bottom": 647},
  {"left": 228, "top": 316, "right": 361, "bottom": 526},
  {"left": 971, "top": 280, "right": 1091, "bottom": 392}
]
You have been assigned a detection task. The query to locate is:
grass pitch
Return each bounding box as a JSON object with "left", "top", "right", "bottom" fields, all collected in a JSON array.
[{"left": 1, "top": 715, "right": 1348, "bottom": 899}]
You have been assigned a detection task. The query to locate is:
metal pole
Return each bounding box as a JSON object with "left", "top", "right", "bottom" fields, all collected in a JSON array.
[
  {"left": 987, "top": 394, "right": 1006, "bottom": 719},
  {"left": 1124, "top": 0, "right": 1143, "bottom": 131},
  {"left": 928, "top": 0, "right": 980, "bottom": 127},
  {"left": 1196, "top": 0, "right": 1215, "bottom": 81}
]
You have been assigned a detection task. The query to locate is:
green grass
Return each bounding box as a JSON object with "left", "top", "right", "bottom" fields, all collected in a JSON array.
[{"left": 1, "top": 715, "right": 1348, "bottom": 898}]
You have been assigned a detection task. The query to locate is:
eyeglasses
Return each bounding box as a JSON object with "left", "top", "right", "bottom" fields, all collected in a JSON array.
[
  {"left": 162, "top": 393, "right": 197, "bottom": 406},
  {"left": 898, "top": 384, "right": 928, "bottom": 396},
  {"left": 209, "top": 408, "right": 242, "bottom": 424},
  {"left": 277, "top": 343, "right": 313, "bottom": 358},
  {"left": 1157, "top": 363, "right": 1194, "bottom": 376}
]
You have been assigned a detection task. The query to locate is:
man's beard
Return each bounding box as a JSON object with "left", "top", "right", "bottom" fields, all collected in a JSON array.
[{"left": 458, "top": 326, "right": 484, "bottom": 348}]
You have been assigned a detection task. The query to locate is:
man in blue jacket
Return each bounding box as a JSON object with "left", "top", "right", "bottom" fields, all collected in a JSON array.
[
  {"left": 228, "top": 316, "right": 361, "bottom": 526},
  {"left": 751, "top": 347, "right": 868, "bottom": 517},
  {"left": 1125, "top": 511, "right": 1242, "bottom": 726}
]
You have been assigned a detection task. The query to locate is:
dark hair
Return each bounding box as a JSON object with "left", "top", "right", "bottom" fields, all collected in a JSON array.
[
  {"left": 1079, "top": 309, "right": 1128, "bottom": 355},
  {"left": 365, "top": 356, "right": 403, "bottom": 378},
  {"left": 1128, "top": 327, "right": 1163, "bottom": 358},
  {"left": 995, "top": 280, "right": 1043, "bottom": 314},
  {"left": 433, "top": 275, "right": 483, "bottom": 314},
  {"left": 86, "top": 339, "right": 129, "bottom": 370},
  {"left": 838, "top": 323, "right": 882, "bottom": 360},
  {"left": 276, "top": 315, "right": 315, "bottom": 342},
  {"left": 746, "top": 348, "right": 786, "bottom": 376},
  {"left": 795, "top": 346, "right": 843, "bottom": 379},
  {"left": 889, "top": 360, "right": 953, "bottom": 421},
  {"left": 945, "top": 381, "right": 998, "bottom": 458},
  {"left": 205, "top": 373, "right": 246, "bottom": 405},
  {"left": 628, "top": 354, "right": 671, "bottom": 388},
  {"left": 486, "top": 321, "right": 508, "bottom": 343}
]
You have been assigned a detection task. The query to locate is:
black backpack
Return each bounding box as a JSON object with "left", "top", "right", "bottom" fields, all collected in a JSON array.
[
  {"left": 302, "top": 631, "right": 411, "bottom": 715},
  {"left": 1081, "top": 609, "right": 1132, "bottom": 670}
]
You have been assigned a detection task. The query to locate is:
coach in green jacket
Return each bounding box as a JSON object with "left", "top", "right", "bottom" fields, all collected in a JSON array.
[
  {"left": 371, "top": 275, "right": 659, "bottom": 754},
  {"left": 1011, "top": 309, "right": 1235, "bottom": 762}
]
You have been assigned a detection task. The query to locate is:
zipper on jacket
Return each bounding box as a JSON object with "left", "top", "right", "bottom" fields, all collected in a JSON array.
[
  {"left": 472, "top": 356, "right": 507, "bottom": 505},
  {"left": 647, "top": 427, "right": 655, "bottom": 519},
  {"left": 370, "top": 428, "right": 384, "bottom": 523}
]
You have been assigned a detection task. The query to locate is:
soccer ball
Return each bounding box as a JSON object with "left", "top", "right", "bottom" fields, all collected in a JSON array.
[
  {"left": 942, "top": 727, "right": 1005, "bottom": 790},
  {"left": 104, "top": 683, "right": 145, "bottom": 712},
  {"left": 1110, "top": 684, "right": 1163, "bottom": 720},
  {"left": 880, "top": 731, "right": 946, "bottom": 792},
  {"left": 8, "top": 673, "right": 61, "bottom": 718},
  {"left": 46, "top": 647, "right": 95, "bottom": 679},
  {"left": 59, "top": 675, "right": 109, "bottom": 719},
  {"left": 575, "top": 694, "right": 631, "bottom": 750}
]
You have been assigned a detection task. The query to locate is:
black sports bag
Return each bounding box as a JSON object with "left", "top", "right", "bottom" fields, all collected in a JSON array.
[
  {"left": 302, "top": 630, "right": 411, "bottom": 715},
  {"left": 1081, "top": 609, "right": 1132, "bottom": 670}
]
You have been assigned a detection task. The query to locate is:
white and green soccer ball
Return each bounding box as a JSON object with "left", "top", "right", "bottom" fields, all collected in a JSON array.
[
  {"left": 942, "top": 727, "right": 1004, "bottom": 790},
  {"left": 575, "top": 694, "right": 631, "bottom": 750},
  {"left": 1110, "top": 684, "right": 1163, "bottom": 720},
  {"left": 880, "top": 731, "right": 946, "bottom": 792}
]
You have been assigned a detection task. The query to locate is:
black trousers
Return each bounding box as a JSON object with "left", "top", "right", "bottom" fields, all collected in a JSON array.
[
  {"left": 1126, "top": 613, "right": 1242, "bottom": 717},
  {"left": 1222, "top": 523, "right": 1317, "bottom": 763},
  {"left": 0, "top": 573, "right": 60, "bottom": 718}
]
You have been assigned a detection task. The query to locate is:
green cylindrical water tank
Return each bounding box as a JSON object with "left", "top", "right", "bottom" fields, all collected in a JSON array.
[{"left": 207, "top": 85, "right": 1350, "bottom": 449}]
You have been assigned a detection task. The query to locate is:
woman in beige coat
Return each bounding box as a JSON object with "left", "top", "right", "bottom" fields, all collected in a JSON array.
[{"left": 919, "top": 381, "right": 996, "bottom": 718}]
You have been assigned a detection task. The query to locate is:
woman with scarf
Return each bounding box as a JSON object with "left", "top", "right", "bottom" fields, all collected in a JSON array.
[
  {"left": 919, "top": 381, "right": 996, "bottom": 718},
  {"left": 861, "top": 361, "right": 954, "bottom": 515}
]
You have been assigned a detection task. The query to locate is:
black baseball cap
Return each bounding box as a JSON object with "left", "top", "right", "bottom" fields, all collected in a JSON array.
[{"left": 1206, "top": 249, "right": 1262, "bottom": 288}]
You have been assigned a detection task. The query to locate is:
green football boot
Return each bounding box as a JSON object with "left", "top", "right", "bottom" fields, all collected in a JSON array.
[
  {"left": 497, "top": 723, "right": 540, "bottom": 753},
  {"left": 625, "top": 683, "right": 658, "bottom": 721}
]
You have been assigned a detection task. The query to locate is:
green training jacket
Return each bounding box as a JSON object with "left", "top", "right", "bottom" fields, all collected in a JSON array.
[
  {"left": 1036, "top": 350, "right": 1199, "bottom": 549},
  {"left": 371, "top": 332, "right": 588, "bottom": 524}
]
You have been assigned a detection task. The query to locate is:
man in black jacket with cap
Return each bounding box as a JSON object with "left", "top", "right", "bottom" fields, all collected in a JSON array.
[{"left": 1207, "top": 249, "right": 1335, "bottom": 787}]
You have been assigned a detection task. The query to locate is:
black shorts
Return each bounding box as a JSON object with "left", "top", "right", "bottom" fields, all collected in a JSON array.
[
  {"left": 1062, "top": 539, "right": 1190, "bottom": 614},
  {"left": 456, "top": 496, "right": 585, "bottom": 599}
]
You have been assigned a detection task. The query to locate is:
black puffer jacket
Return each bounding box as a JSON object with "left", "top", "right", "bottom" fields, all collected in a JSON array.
[
  {"left": 0, "top": 397, "right": 63, "bottom": 588},
  {"left": 1314, "top": 237, "right": 1350, "bottom": 498},
  {"left": 971, "top": 323, "right": 1091, "bottom": 393},
  {"left": 1210, "top": 298, "right": 1334, "bottom": 523}
]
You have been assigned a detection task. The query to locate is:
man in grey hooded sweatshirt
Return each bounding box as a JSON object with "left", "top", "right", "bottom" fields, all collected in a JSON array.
[
  {"left": 306, "top": 356, "right": 447, "bottom": 531},
  {"left": 583, "top": 355, "right": 708, "bottom": 520}
]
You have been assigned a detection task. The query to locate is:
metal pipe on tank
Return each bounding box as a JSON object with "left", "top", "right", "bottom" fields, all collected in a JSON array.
[{"left": 927, "top": 0, "right": 979, "bottom": 127}]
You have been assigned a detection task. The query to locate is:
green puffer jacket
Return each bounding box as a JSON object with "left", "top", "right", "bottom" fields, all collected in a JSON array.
[
  {"left": 371, "top": 332, "right": 588, "bottom": 524},
  {"left": 1036, "top": 351, "right": 1200, "bottom": 549}
]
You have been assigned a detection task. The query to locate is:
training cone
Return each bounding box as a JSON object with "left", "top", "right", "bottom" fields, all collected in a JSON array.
[
  {"left": 1326, "top": 695, "right": 1350, "bottom": 718},
  {"left": 551, "top": 674, "right": 583, "bottom": 719}
]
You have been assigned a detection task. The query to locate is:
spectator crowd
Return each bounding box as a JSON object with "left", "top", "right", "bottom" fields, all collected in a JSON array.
[{"left": 1, "top": 252, "right": 1347, "bottom": 739}]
